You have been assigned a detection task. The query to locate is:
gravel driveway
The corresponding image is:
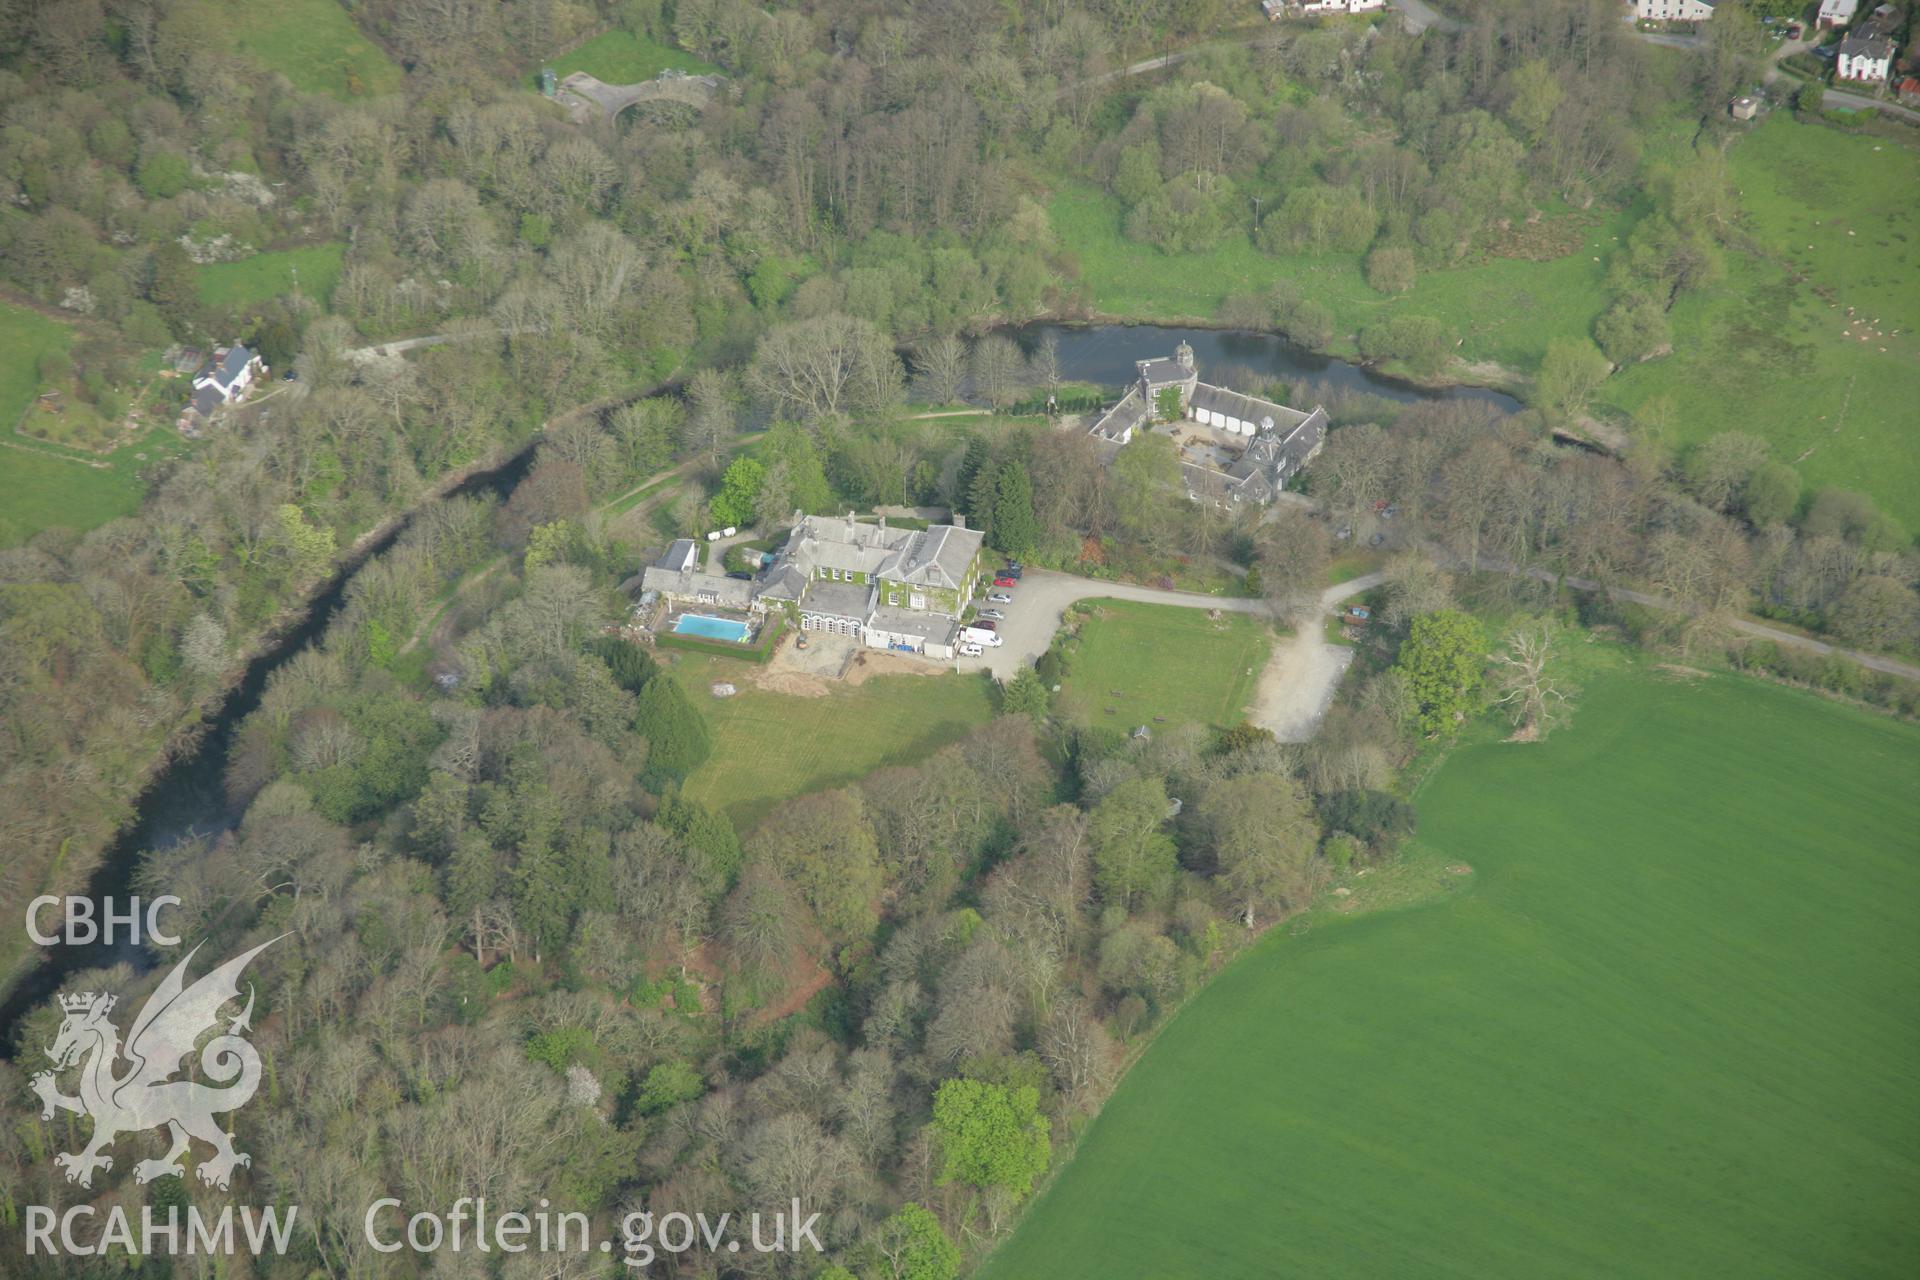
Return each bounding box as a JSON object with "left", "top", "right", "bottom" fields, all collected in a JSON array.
[
  {"left": 960, "top": 570, "right": 1268, "bottom": 679},
  {"left": 959, "top": 569, "right": 1386, "bottom": 743}
]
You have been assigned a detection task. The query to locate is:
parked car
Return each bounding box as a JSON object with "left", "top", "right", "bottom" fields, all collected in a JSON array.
[
  {"left": 959, "top": 642, "right": 984, "bottom": 658},
  {"left": 987, "top": 591, "right": 1013, "bottom": 604},
  {"left": 970, "top": 619, "right": 998, "bottom": 631},
  {"left": 979, "top": 608, "right": 1006, "bottom": 620},
  {"left": 1000, "top": 565, "right": 1024, "bottom": 579}
]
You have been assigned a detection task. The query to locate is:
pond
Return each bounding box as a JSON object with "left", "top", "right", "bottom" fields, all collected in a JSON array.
[{"left": 1006, "top": 323, "right": 1523, "bottom": 415}]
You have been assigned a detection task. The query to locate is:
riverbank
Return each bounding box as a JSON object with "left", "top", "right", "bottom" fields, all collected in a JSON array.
[
  {"left": 0, "top": 381, "right": 659, "bottom": 1031},
  {"left": 1002, "top": 319, "right": 1526, "bottom": 414}
]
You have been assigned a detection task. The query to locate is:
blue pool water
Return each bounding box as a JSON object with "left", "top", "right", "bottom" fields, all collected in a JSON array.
[{"left": 674, "top": 614, "right": 752, "bottom": 643}]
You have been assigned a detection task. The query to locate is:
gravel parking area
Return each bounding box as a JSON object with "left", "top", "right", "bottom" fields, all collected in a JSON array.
[
  {"left": 956, "top": 568, "right": 1387, "bottom": 743},
  {"left": 959, "top": 570, "right": 1267, "bottom": 679}
]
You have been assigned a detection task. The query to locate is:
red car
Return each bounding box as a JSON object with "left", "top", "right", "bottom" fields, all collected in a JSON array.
[{"left": 992, "top": 575, "right": 1016, "bottom": 587}]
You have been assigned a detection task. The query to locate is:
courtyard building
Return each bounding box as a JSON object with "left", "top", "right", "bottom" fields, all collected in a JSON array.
[{"left": 1087, "top": 342, "right": 1327, "bottom": 506}]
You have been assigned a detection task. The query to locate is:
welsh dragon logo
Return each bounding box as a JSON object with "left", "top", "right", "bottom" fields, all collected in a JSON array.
[{"left": 29, "top": 938, "right": 280, "bottom": 1190}]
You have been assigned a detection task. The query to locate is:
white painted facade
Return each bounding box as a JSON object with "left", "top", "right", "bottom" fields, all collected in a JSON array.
[
  {"left": 1298, "top": 0, "right": 1387, "bottom": 13},
  {"left": 1631, "top": 0, "right": 1716, "bottom": 20},
  {"left": 1818, "top": 0, "right": 1860, "bottom": 29},
  {"left": 1837, "top": 45, "right": 1892, "bottom": 82}
]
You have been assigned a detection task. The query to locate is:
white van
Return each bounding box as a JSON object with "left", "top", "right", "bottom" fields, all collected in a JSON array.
[{"left": 961, "top": 624, "right": 1003, "bottom": 647}]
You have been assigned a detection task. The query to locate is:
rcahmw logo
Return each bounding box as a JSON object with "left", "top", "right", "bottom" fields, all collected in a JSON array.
[{"left": 22, "top": 936, "right": 300, "bottom": 1258}]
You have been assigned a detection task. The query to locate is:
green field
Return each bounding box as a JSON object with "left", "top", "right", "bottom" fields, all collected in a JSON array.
[
  {"left": 983, "top": 663, "right": 1920, "bottom": 1278},
  {"left": 670, "top": 657, "right": 996, "bottom": 829},
  {"left": 1056, "top": 599, "right": 1271, "bottom": 728},
  {"left": 0, "top": 443, "right": 154, "bottom": 547},
  {"left": 1053, "top": 113, "right": 1920, "bottom": 528},
  {"left": 199, "top": 243, "right": 344, "bottom": 311},
  {"left": 1049, "top": 182, "right": 1622, "bottom": 375},
  {"left": 1600, "top": 116, "right": 1920, "bottom": 529},
  {"left": 545, "top": 30, "right": 719, "bottom": 84},
  {"left": 0, "top": 304, "right": 163, "bottom": 545},
  {"left": 0, "top": 302, "right": 69, "bottom": 431},
  {"left": 212, "top": 0, "right": 402, "bottom": 97}
]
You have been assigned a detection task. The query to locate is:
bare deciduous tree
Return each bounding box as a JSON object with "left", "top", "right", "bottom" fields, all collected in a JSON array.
[{"left": 1491, "top": 619, "right": 1575, "bottom": 739}]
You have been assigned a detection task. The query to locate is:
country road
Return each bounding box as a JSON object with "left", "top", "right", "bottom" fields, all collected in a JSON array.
[
  {"left": 1251, "top": 572, "right": 1386, "bottom": 741},
  {"left": 1464, "top": 556, "right": 1920, "bottom": 682},
  {"left": 964, "top": 552, "right": 1914, "bottom": 747}
]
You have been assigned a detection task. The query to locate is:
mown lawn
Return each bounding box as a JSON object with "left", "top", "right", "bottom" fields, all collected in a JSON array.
[
  {"left": 1598, "top": 115, "right": 1920, "bottom": 529},
  {"left": 1055, "top": 599, "right": 1270, "bottom": 729},
  {"left": 1048, "top": 181, "right": 1623, "bottom": 374},
  {"left": 199, "top": 243, "right": 345, "bottom": 311},
  {"left": 669, "top": 657, "right": 997, "bottom": 830},
  {"left": 212, "top": 0, "right": 402, "bottom": 98},
  {"left": 0, "top": 302, "right": 68, "bottom": 431},
  {"left": 0, "top": 304, "right": 164, "bottom": 545},
  {"left": 546, "top": 29, "right": 719, "bottom": 84},
  {"left": 0, "top": 445, "right": 150, "bottom": 546},
  {"left": 982, "top": 662, "right": 1920, "bottom": 1279}
]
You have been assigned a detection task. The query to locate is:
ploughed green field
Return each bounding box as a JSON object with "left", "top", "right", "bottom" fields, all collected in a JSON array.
[
  {"left": 199, "top": 243, "right": 344, "bottom": 310},
  {"left": 211, "top": 0, "right": 402, "bottom": 98},
  {"left": 669, "top": 656, "right": 996, "bottom": 829},
  {"left": 1055, "top": 599, "right": 1270, "bottom": 729},
  {"left": 982, "top": 664, "right": 1920, "bottom": 1279},
  {"left": 545, "top": 30, "right": 719, "bottom": 84},
  {"left": 1599, "top": 116, "right": 1920, "bottom": 530}
]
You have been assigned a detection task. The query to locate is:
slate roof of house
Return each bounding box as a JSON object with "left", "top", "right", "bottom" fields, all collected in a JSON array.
[
  {"left": 799, "top": 580, "right": 874, "bottom": 619},
  {"left": 639, "top": 567, "right": 754, "bottom": 609},
  {"left": 1089, "top": 387, "right": 1148, "bottom": 442},
  {"left": 884, "top": 523, "right": 983, "bottom": 591},
  {"left": 657, "top": 538, "right": 699, "bottom": 572},
  {"left": 1136, "top": 358, "right": 1193, "bottom": 387},
  {"left": 190, "top": 385, "right": 223, "bottom": 417},
  {"left": 867, "top": 607, "right": 957, "bottom": 644},
  {"left": 219, "top": 344, "right": 255, "bottom": 381},
  {"left": 1189, "top": 383, "right": 1314, "bottom": 431},
  {"left": 1840, "top": 26, "right": 1894, "bottom": 56},
  {"left": 770, "top": 514, "right": 983, "bottom": 594}
]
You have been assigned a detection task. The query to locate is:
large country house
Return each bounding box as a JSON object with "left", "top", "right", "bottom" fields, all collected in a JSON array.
[
  {"left": 640, "top": 512, "right": 986, "bottom": 659},
  {"left": 1088, "top": 342, "right": 1327, "bottom": 506}
]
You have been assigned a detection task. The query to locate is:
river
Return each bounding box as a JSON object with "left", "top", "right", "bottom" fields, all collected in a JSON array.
[
  {"left": 0, "top": 443, "right": 540, "bottom": 1041},
  {"left": 0, "top": 329, "right": 1504, "bottom": 1040},
  {"left": 1008, "top": 322, "right": 1523, "bottom": 414}
]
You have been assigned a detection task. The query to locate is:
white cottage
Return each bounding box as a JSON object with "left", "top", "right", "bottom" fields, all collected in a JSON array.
[{"left": 1836, "top": 25, "right": 1894, "bottom": 82}]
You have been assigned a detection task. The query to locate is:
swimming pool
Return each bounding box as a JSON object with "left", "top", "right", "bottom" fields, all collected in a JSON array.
[{"left": 673, "top": 613, "right": 753, "bottom": 643}]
